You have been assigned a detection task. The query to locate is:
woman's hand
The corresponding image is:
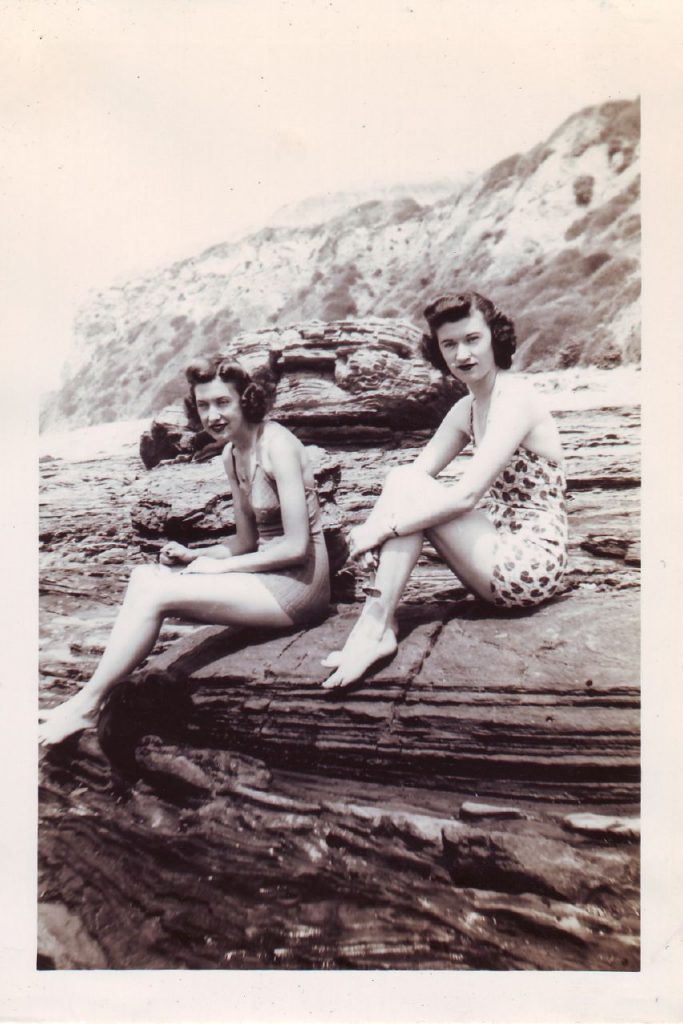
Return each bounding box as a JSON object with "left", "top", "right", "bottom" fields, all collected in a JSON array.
[
  {"left": 348, "top": 521, "right": 387, "bottom": 562},
  {"left": 159, "top": 541, "right": 194, "bottom": 566},
  {"left": 181, "top": 556, "right": 229, "bottom": 575}
]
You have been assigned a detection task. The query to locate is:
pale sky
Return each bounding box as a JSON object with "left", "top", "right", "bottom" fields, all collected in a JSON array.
[{"left": 0, "top": 0, "right": 662, "bottom": 391}]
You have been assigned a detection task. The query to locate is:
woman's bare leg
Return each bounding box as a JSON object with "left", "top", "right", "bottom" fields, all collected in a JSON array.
[
  {"left": 39, "top": 564, "right": 292, "bottom": 745},
  {"left": 321, "top": 466, "right": 423, "bottom": 672},
  {"left": 427, "top": 514, "right": 502, "bottom": 594},
  {"left": 322, "top": 467, "right": 502, "bottom": 689},
  {"left": 322, "top": 531, "right": 424, "bottom": 687}
]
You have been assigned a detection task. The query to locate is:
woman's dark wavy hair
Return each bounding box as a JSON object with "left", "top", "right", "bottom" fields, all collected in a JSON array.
[
  {"left": 420, "top": 292, "right": 517, "bottom": 373},
  {"left": 184, "top": 353, "right": 279, "bottom": 430}
]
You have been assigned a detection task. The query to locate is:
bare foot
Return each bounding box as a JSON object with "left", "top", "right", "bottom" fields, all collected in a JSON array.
[
  {"left": 38, "top": 696, "right": 97, "bottom": 747},
  {"left": 321, "top": 608, "right": 398, "bottom": 672},
  {"left": 321, "top": 626, "right": 398, "bottom": 690}
]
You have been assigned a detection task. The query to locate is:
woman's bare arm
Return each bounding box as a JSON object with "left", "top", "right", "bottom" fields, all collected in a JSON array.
[
  {"left": 184, "top": 427, "right": 312, "bottom": 575},
  {"left": 412, "top": 397, "right": 472, "bottom": 476},
  {"left": 159, "top": 448, "right": 258, "bottom": 565},
  {"left": 351, "top": 380, "right": 541, "bottom": 554}
]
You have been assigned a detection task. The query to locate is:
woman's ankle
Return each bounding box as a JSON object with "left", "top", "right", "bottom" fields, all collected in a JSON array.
[
  {"left": 359, "top": 599, "right": 393, "bottom": 637},
  {"left": 63, "top": 688, "right": 100, "bottom": 718}
]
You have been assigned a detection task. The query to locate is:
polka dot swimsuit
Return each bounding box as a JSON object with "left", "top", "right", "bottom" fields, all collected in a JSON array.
[{"left": 468, "top": 402, "right": 569, "bottom": 609}]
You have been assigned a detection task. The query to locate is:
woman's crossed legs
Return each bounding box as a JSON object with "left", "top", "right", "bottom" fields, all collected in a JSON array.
[{"left": 322, "top": 467, "right": 500, "bottom": 689}]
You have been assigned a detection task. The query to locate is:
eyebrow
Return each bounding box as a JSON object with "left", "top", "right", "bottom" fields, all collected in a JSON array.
[{"left": 442, "top": 331, "right": 480, "bottom": 341}]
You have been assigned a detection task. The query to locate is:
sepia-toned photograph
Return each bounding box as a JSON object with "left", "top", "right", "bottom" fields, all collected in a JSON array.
[
  {"left": 6, "top": 0, "right": 683, "bottom": 1019},
  {"left": 35, "top": 0, "right": 640, "bottom": 974}
]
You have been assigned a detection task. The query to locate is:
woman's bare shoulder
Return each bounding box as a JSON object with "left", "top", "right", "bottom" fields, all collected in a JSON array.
[
  {"left": 262, "top": 420, "right": 301, "bottom": 451},
  {"left": 260, "top": 421, "right": 305, "bottom": 474},
  {"left": 495, "top": 375, "right": 555, "bottom": 441},
  {"left": 497, "top": 373, "right": 545, "bottom": 410}
]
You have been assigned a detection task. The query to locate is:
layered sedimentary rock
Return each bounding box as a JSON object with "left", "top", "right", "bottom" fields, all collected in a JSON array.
[
  {"left": 94, "top": 588, "right": 638, "bottom": 804},
  {"left": 138, "top": 318, "right": 464, "bottom": 468},
  {"left": 39, "top": 386, "right": 640, "bottom": 969},
  {"left": 39, "top": 734, "right": 639, "bottom": 970}
]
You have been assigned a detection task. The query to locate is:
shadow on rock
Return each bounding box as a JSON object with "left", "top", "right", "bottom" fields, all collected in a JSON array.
[{"left": 97, "top": 671, "right": 196, "bottom": 790}]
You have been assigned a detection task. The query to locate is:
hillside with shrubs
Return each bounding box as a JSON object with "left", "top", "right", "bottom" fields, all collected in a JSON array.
[{"left": 43, "top": 99, "right": 639, "bottom": 428}]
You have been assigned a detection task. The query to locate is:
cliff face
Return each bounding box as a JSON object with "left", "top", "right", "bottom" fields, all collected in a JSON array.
[{"left": 43, "top": 99, "right": 640, "bottom": 429}]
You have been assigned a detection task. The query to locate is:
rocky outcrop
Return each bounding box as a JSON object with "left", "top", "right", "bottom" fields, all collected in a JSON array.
[
  {"left": 38, "top": 387, "right": 640, "bottom": 969},
  {"left": 137, "top": 319, "right": 464, "bottom": 467},
  {"left": 39, "top": 733, "right": 639, "bottom": 970},
  {"left": 138, "top": 405, "right": 214, "bottom": 470},
  {"left": 42, "top": 99, "right": 640, "bottom": 429},
  {"left": 92, "top": 588, "right": 638, "bottom": 804}
]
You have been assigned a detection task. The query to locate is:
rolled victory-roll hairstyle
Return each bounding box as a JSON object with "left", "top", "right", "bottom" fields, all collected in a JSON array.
[
  {"left": 421, "top": 291, "right": 517, "bottom": 373},
  {"left": 184, "top": 354, "right": 280, "bottom": 429}
]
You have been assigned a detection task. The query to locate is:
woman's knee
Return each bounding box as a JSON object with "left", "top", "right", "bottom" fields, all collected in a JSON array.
[
  {"left": 126, "top": 564, "right": 166, "bottom": 605},
  {"left": 383, "top": 464, "right": 425, "bottom": 495}
]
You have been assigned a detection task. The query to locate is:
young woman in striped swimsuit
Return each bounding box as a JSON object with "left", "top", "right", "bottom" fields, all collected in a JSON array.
[
  {"left": 322, "top": 291, "right": 568, "bottom": 690},
  {"left": 39, "top": 356, "right": 330, "bottom": 745}
]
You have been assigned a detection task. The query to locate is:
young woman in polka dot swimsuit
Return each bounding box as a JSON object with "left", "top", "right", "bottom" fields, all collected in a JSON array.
[{"left": 322, "top": 291, "right": 568, "bottom": 690}]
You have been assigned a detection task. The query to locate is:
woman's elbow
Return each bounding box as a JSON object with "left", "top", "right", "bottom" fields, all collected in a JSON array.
[{"left": 282, "top": 539, "right": 310, "bottom": 566}]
